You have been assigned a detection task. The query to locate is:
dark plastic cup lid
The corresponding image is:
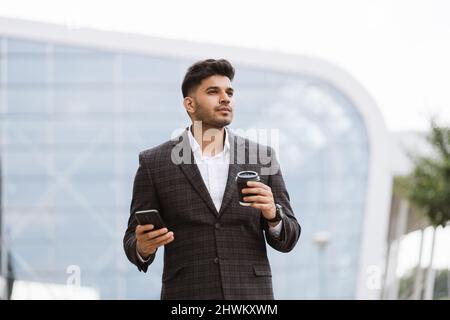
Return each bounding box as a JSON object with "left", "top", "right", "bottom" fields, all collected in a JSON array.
[{"left": 237, "top": 171, "right": 259, "bottom": 179}]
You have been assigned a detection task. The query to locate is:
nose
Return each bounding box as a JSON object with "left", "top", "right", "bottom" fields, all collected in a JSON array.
[{"left": 219, "top": 92, "right": 230, "bottom": 105}]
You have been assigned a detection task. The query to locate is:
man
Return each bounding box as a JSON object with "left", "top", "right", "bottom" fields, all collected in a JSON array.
[{"left": 123, "top": 59, "right": 300, "bottom": 300}]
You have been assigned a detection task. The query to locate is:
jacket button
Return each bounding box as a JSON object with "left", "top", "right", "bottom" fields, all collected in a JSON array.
[
  {"left": 215, "top": 223, "right": 220, "bottom": 229},
  {"left": 214, "top": 257, "right": 219, "bottom": 264}
]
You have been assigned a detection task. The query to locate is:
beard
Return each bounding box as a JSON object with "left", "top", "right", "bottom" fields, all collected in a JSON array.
[{"left": 193, "top": 100, "right": 233, "bottom": 128}]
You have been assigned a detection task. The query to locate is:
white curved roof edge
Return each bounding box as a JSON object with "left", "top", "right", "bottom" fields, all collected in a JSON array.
[{"left": 0, "top": 16, "right": 394, "bottom": 299}]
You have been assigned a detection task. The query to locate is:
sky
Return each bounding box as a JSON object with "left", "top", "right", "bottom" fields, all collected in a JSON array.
[{"left": 1, "top": 0, "right": 450, "bottom": 132}]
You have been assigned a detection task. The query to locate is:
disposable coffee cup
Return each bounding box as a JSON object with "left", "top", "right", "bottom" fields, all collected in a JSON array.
[{"left": 236, "top": 171, "right": 260, "bottom": 206}]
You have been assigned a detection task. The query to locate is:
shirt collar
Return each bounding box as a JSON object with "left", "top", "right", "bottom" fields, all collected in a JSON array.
[{"left": 187, "top": 126, "right": 230, "bottom": 157}]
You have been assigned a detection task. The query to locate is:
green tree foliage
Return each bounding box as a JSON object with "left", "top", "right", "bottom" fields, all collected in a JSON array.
[
  {"left": 399, "top": 268, "right": 449, "bottom": 300},
  {"left": 398, "top": 122, "right": 450, "bottom": 227}
]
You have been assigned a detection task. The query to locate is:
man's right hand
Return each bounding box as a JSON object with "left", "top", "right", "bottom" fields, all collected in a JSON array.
[{"left": 135, "top": 224, "right": 174, "bottom": 259}]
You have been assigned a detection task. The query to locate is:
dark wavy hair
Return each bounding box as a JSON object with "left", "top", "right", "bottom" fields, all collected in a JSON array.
[{"left": 181, "top": 59, "right": 235, "bottom": 98}]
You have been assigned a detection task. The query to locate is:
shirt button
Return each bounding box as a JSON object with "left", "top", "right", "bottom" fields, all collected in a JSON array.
[
  {"left": 215, "top": 223, "right": 220, "bottom": 230},
  {"left": 214, "top": 257, "right": 219, "bottom": 264}
]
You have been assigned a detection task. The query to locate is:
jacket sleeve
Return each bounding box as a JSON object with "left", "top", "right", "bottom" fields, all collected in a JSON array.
[
  {"left": 123, "top": 151, "right": 160, "bottom": 272},
  {"left": 262, "top": 148, "right": 301, "bottom": 252}
]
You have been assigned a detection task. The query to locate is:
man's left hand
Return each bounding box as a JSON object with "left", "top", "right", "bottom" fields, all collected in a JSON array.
[{"left": 242, "top": 181, "right": 277, "bottom": 222}]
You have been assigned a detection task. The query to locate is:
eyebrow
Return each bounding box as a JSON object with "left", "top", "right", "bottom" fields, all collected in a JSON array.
[{"left": 206, "top": 86, "right": 234, "bottom": 93}]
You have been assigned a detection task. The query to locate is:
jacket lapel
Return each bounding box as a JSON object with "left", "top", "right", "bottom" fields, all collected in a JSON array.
[
  {"left": 174, "top": 128, "right": 219, "bottom": 215},
  {"left": 218, "top": 130, "right": 246, "bottom": 216}
]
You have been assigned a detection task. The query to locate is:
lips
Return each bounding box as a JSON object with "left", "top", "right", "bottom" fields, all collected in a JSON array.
[{"left": 217, "top": 107, "right": 232, "bottom": 112}]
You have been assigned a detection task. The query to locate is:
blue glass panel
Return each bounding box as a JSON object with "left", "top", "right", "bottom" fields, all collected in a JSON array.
[
  {"left": 121, "top": 55, "right": 182, "bottom": 84},
  {"left": 53, "top": 48, "right": 114, "bottom": 83},
  {"left": 7, "top": 38, "right": 46, "bottom": 53},
  {"left": 7, "top": 56, "right": 47, "bottom": 84},
  {"left": 6, "top": 88, "right": 49, "bottom": 113}
]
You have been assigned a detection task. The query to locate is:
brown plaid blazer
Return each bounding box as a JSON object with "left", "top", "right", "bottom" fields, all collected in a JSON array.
[{"left": 123, "top": 127, "right": 301, "bottom": 300}]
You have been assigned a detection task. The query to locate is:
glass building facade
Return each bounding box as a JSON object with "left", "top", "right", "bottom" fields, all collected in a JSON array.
[{"left": 0, "top": 36, "right": 369, "bottom": 299}]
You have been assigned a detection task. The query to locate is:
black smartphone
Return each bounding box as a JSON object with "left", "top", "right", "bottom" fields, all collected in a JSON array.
[{"left": 135, "top": 209, "right": 166, "bottom": 230}]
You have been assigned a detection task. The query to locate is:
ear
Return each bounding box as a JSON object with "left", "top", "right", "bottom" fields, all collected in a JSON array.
[{"left": 183, "top": 96, "right": 196, "bottom": 115}]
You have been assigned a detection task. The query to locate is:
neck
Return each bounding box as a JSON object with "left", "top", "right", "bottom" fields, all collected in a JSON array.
[{"left": 191, "top": 121, "right": 225, "bottom": 156}]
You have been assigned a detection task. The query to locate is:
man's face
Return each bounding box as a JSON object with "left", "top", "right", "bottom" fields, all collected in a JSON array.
[{"left": 186, "top": 75, "right": 234, "bottom": 128}]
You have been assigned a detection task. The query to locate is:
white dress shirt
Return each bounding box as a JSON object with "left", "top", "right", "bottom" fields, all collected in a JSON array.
[
  {"left": 137, "top": 127, "right": 282, "bottom": 262},
  {"left": 188, "top": 126, "right": 231, "bottom": 212}
]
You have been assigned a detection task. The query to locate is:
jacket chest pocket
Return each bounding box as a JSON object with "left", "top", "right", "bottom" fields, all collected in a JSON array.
[{"left": 253, "top": 265, "right": 272, "bottom": 277}]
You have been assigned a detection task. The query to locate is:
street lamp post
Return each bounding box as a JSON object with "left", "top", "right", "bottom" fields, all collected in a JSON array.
[{"left": 313, "top": 231, "right": 331, "bottom": 300}]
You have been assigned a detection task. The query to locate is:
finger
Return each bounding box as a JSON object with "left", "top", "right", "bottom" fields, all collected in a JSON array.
[
  {"left": 152, "top": 235, "right": 175, "bottom": 248},
  {"left": 243, "top": 195, "right": 272, "bottom": 204},
  {"left": 251, "top": 202, "right": 272, "bottom": 210},
  {"left": 146, "top": 227, "right": 168, "bottom": 240},
  {"left": 162, "top": 235, "right": 175, "bottom": 246},
  {"left": 241, "top": 187, "right": 270, "bottom": 196},
  {"left": 247, "top": 181, "right": 271, "bottom": 191},
  {"left": 146, "top": 232, "right": 174, "bottom": 248},
  {"left": 151, "top": 231, "right": 174, "bottom": 246},
  {"left": 136, "top": 224, "right": 154, "bottom": 235}
]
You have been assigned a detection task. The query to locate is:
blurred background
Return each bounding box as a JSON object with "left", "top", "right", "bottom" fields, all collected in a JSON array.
[{"left": 0, "top": 0, "right": 449, "bottom": 299}]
